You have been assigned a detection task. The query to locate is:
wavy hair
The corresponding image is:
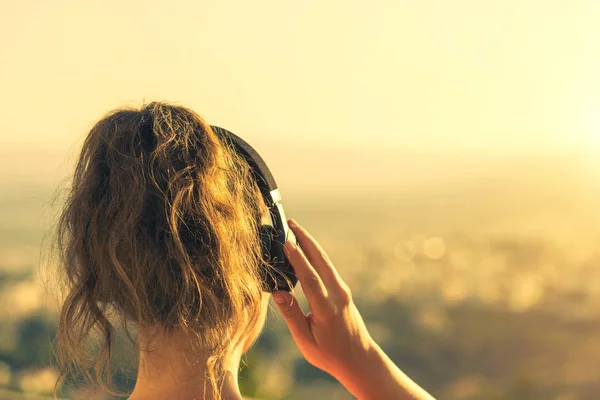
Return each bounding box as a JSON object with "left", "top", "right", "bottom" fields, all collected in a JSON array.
[{"left": 53, "top": 102, "right": 266, "bottom": 397}]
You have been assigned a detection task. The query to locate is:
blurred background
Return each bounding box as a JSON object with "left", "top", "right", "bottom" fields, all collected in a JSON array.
[{"left": 1, "top": 1, "right": 600, "bottom": 399}]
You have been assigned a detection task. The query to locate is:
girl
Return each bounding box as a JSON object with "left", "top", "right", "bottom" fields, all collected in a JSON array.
[{"left": 54, "top": 102, "right": 433, "bottom": 400}]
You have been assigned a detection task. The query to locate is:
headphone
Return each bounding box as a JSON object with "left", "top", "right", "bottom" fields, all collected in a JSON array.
[{"left": 211, "top": 126, "right": 298, "bottom": 292}]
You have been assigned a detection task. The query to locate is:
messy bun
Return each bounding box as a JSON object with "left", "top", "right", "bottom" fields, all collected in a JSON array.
[{"left": 54, "top": 101, "right": 266, "bottom": 397}]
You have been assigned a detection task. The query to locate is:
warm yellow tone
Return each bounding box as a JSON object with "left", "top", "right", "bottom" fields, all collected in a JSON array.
[
  {"left": 1, "top": 3, "right": 599, "bottom": 399},
  {"left": 0, "top": 0, "right": 599, "bottom": 158}
]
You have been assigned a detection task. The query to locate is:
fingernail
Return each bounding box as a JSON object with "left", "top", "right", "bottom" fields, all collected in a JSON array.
[
  {"left": 288, "top": 219, "right": 298, "bottom": 228},
  {"left": 284, "top": 241, "right": 296, "bottom": 255},
  {"left": 272, "top": 291, "right": 286, "bottom": 304}
]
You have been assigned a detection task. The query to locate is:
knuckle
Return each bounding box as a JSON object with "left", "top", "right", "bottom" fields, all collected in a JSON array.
[
  {"left": 308, "top": 274, "right": 320, "bottom": 285},
  {"left": 319, "top": 249, "right": 331, "bottom": 263},
  {"left": 303, "top": 273, "right": 323, "bottom": 292},
  {"left": 281, "top": 302, "right": 295, "bottom": 318},
  {"left": 282, "top": 308, "right": 294, "bottom": 319},
  {"left": 338, "top": 285, "right": 353, "bottom": 306}
]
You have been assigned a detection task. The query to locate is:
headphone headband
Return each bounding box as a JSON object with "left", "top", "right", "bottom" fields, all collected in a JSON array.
[
  {"left": 210, "top": 126, "right": 298, "bottom": 292},
  {"left": 211, "top": 126, "right": 277, "bottom": 204}
]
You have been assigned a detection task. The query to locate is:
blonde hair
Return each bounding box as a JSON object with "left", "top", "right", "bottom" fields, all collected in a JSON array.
[{"left": 54, "top": 101, "right": 266, "bottom": 397}]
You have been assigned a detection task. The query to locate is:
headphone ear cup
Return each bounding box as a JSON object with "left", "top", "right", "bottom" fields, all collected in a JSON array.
[
  {"left": 258, "top": 224, "right": 297, "bottom": 292},
  {"left": 259, "top": 225, "right": 275, "bottom": 261}
]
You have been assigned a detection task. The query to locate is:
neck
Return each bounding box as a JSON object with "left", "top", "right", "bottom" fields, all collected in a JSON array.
[{"left": 129, "top": 331, "right": 245, "bottom": 400}]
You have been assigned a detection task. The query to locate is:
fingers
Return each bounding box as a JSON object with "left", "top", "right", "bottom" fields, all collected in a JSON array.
[
  {"left": 272, "top": 291, "right": 316, "bottom": 347},
  {"left": 287, "top": 219, "right": 346, "bottom": 289},
  {"left": 283, "top": 240, "right": 330, "bottom": 312}
]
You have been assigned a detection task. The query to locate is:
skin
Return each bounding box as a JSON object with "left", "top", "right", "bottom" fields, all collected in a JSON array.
[
  {"left": 129, "top": 219, "right": 434, "bottom": 400},
  {"left": 128, "top": 295, "right": 271, "bottom": 400},
  {"left": 273, "top": 219, "right": 435, "bottom": 400}
]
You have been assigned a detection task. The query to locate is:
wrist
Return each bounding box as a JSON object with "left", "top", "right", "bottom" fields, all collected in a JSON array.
[
  {"left": 331, "top": 340, "right": 434, "bottom": 400},
  {"left": 330, "top": 339, "right": 385, "bottom": 394}
]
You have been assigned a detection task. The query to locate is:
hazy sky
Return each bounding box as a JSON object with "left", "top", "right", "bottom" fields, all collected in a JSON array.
[
  {"left": 1, "top": 0, "right": 599, "bottom": 150},
  {"left": 1, "top": 0, "right": 599, "bottom": 192}
]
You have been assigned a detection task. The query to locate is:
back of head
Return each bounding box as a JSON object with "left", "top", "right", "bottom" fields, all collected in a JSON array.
[{"left": 55, "top": 101, "right": 266, "bottom": 395}]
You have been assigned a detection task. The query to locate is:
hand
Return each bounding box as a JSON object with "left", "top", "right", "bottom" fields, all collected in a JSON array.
[
  {"left": 272, "top": 219, "right": 435, "bottom": 400},
  {"left": 272, "top": 219, "right": 374, "bottom": 379}
]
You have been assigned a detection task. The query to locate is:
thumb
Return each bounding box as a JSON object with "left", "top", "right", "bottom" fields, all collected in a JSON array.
[{"left": 272, "top": 291, "right": 315, "bottom": 346}]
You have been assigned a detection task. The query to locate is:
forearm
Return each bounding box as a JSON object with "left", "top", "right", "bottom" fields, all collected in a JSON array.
[
  {"left": 277, "top": 221, "right": 435, "bottom": 399},
  {"left": 334, "top": 342, "right": 435, "bottom": 400}
]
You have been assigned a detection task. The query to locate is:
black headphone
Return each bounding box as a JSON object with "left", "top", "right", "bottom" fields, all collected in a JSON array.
[{"left": 211, "top": 126, "right": 298, "bottom": 292}]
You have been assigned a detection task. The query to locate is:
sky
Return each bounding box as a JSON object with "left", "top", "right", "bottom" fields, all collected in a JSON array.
[{"left": 0, "top": 0, "right": 599, "bottom": 190}]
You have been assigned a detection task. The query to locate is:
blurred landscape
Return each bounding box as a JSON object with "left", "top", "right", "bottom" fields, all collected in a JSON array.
[
  {"left": 2, "top": 1, "right": 599, "bottom": 399},
  {"left": 1, "top": 152, "right": 599, "bottom": 400}
]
